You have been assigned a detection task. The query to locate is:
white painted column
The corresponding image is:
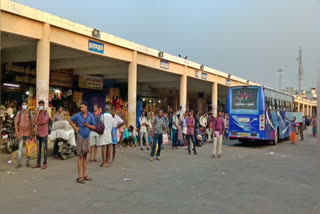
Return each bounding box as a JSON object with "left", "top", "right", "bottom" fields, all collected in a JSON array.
[
  {"left": 179, "top": 66, "right": 187, "bottom": 113},
  {"left": 36, "top": 23, "right": 50, "bottom": 107},
  {"left": 212, "top": 82, "right": 218, "bottom": 117},
  {"left": 128, "top": 51, "right": 137, "bottom": 128}
]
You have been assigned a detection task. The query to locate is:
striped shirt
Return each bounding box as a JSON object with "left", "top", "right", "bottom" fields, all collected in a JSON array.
[
  {"left": 153, "top": 116, "right": 166, "bottom": 134},
  {"left": 37, "top": 111, "right": 49, "bottom": 137}
]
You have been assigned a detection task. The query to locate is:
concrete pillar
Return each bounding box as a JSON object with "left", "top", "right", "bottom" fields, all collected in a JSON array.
[
  {"left": 36, "top": 23, "right": 50, "bottom": 107},
  {"left": 297, "top": 103, "right": 300, "bottom": 112},
  {"left": 128, "top": 51, "right": 137, "bottom": 128},
  {"left": 179, "top": 66, "right": 187, "bottom": 112},
  {"left": 302, "top": 104, "right": 305, "bottom": 116},
  {"left": 212, "top": 82, "right": 218, "bottom": 117}
]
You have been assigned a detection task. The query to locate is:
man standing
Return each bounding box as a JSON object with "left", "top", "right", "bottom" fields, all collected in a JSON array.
[
  {"left": 69, "top": 102, "right": 96, "bottom": 184},
  {"left": 52, "top": 106, "right": 65, "bottom": 158},
  {"left": 186, "top": 110, "right": 197, "bottom": 155},
  {"left": 15, "top": 100, "right": 34, "bottom": 168},
  {"left": 99, "top": 105, "right": 113, "bottom": 167},
  {"left": 212, "top": 110, "right": 225, "bottom": 158},
  {"left": 150, "top": 109, "right": 166, "bottom": 161},
  {"left": 207, "top": 113, "right": 214, "bottom": 143},
  {"left": 33, "top": 100, "right": 50, "bottom": 169},
  {"left": 200, "top": 112, "right": 208, "bottom": 145},
  {"left": 89, "top": 104, "right": 101, "bottom": 162},
  {"left": 171, "top": 109, "right": 179, "bottom": 150},
  {"left": 110, "top": 107, "right": 124, "bottom": 163},
  {"left": 139, "top": 111, "right": 149, "bottom": 151}
]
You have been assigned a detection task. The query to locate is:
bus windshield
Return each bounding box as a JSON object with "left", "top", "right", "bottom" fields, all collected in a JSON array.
[{"left": 231, "top": 88, "right": 258, "bottom": 110}]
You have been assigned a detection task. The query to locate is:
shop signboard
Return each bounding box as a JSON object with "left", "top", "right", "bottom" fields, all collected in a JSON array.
[
  {"left": 88, "top": 40, "right": 104, "bottom": 54},
  {"left": 195, "top": 70, "right": 199, "bottom": 78},
  {"left": 79, "top": 75, "right": 103, "bottom": 90},
  {"left": 50, "top": 69, "right": 73, "bottom": 88},
  {"left": 160, "top": 59, "right": 169, "bottom": 70},
  {"left": 2, "top": 62, "right": 36, "bottom": 85},
  {"left": 201, "top": 72, "right": 207, "bottom": 80}
]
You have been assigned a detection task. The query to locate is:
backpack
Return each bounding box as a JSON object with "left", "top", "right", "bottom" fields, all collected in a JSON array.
[{"left": 95, "top": 113, "right": 105, "bottom": 135}]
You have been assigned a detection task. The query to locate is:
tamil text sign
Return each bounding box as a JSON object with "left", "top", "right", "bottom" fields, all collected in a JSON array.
[
  {"left": 79, "top": 75, "right": 103, "bottom": 90},
  {"left": 160, "top": 60, "right": 169, "bottom": 70},
  {"left": 88, "top": 40, "right": 104, "bottom": 54}
]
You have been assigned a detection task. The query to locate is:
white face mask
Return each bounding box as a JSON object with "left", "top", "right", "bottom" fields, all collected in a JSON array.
[
  {"left": 39, "top": 106, "right": 44, "bottom": 111},
  {"left": 22, "top": 105, "right": 27, "bottom": 110}
]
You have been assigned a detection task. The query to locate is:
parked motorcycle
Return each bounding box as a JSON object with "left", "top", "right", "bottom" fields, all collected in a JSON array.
[
  {"left": 0, "top": 114, "right": 18, "bottom": 153},
  {"left": 49, "top": 120, "right": 77, "bottom": 160}
]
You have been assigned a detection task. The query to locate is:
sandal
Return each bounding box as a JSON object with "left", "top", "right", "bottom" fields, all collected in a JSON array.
[
  {"left": 76, "top": 177, "right": 85, "bottom": 184},
  {"left": 84, "top": 176, "right": 93, "bottom": 181}
]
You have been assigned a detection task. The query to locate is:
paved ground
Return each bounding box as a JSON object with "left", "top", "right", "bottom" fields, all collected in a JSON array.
[{"left": 0, "top": 134, "right": 318, "bottom": 214}]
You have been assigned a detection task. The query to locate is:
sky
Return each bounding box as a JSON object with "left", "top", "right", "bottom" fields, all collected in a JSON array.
[{"left": 13, "top": 0, "right": 320, "bottom": 90}]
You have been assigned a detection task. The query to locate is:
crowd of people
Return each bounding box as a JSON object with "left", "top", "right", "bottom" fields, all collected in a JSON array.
[
  {"left": 289, "top": 116, "right": 317, "bottom": 144},
  {"left": 11, "top": 99, "right": 317, "bottom": 184}
]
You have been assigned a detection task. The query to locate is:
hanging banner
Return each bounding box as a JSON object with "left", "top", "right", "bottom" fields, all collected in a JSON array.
[
  {"left": 79, "top": 75, "right": 103, "bottom": 90},
  {"left": 50, "top": 69, "right": 73, "bottom": 88}
]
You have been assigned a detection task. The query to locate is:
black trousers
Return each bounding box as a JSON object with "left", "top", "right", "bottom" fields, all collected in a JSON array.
[{"left": 186, "top": 135, "right": 197, "bottom": 154}]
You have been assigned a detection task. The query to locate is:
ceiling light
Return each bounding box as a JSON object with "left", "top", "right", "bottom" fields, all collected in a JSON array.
[
  {"left": 26, "top": 91, "right": 29, "bottom": 95},
  {"left": 4, "top": 83, "right": 20, "bottom": 88}
]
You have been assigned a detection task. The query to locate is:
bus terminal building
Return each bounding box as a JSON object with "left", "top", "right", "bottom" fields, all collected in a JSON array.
[{"left": 0, "top": 0, "right": 317, "bottom": 126}]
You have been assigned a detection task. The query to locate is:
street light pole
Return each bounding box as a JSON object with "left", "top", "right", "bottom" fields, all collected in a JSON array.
[{"left": 277, "top": 68, "right": 284, "bottom": 91}]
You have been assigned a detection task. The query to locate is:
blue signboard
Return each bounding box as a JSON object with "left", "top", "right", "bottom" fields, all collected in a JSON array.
[
  {"left": 88, "top": 40, "right": 104, "bottom": 54},
  {"left": 160, "top": 59, "right": 169, "bottom": 70},
  {"left": 201, "top": 72, "right": 207, "bottom": 80}
]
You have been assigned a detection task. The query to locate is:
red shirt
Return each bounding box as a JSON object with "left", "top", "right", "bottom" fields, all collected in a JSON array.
[
  {"left": 214, "top": 117, "right": 225, "bottom": 135},
  {"left": 37, "top": 111, "right": 49, "bottom": 137}
]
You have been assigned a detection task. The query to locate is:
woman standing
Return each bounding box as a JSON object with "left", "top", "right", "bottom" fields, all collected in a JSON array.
[{"left": 290, "top": 117, "right": 298, "bottom": 144}]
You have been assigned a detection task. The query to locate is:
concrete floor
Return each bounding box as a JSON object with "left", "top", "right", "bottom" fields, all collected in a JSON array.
[{"left": 0, "top": 135, "right": 318, "bottom": 214}]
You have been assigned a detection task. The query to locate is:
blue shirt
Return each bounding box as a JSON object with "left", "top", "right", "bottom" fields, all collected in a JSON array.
[{"left": 71, "top": 112, "right": 96, "bottom": 140}]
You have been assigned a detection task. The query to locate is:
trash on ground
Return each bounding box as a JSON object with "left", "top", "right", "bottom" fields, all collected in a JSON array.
[
  {"left": 221, "top": 172, "right": 225, "bottom": 175},
  {"left": 7, "top": 160, "right": 12, "bottom": 164},
  {"left": 124, "top": 178, "right": 131, "bottom": 182},
  {"left": 268, "top": 152, "right": 275, "bottom": 155},
  {"left": 6, "top": 171, "right": 11, "bottom": 174}
]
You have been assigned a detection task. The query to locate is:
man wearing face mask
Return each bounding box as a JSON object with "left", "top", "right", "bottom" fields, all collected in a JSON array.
[
  {"left": 15, "top": 100, "right": 34, "bottom": 168},
  {"left": 33, "top": 100, "right": 50, "bottom": 169}
]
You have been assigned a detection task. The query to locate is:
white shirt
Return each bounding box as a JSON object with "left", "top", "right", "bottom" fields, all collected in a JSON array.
[
  {"left": 172, "top": 114, "right": 178, "bottom": 130},
  {"left": 139, "top": 116, "right": 148, "bottom": 133},
  {"left": 200, "top": 115, "right": 207, "bottom": 128},
  {"left": 99, "top": 113, "right": 113, "bottom": 144},
  {"left": 112, "top": 114, "right": 124, "bottom": 128}
]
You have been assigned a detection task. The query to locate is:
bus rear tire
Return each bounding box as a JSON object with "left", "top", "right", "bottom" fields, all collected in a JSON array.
[{"left": 273, "top": 129, "right": 279, "bottom": 145}]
